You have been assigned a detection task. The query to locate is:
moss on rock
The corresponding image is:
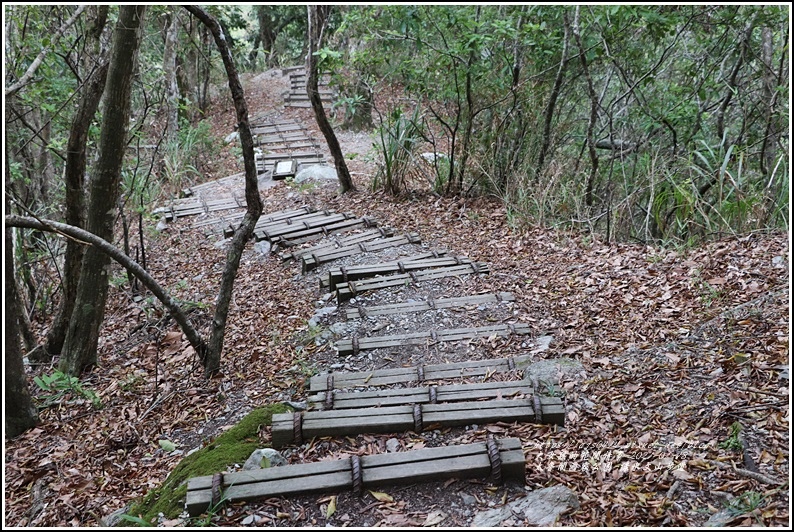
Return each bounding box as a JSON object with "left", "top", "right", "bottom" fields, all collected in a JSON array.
[{"left": 122, "top": 404, "right": 289, "bottom": 525}]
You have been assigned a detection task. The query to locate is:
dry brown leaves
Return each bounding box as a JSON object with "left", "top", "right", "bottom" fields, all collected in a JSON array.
[{"left": 4, "top": 71, "right": 789, "bottom": 527}]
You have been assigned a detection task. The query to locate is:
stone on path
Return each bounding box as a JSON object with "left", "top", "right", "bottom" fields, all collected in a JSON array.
[
  {"left": 524, "top": 357, "right": 586, "bottom": 387},
  {"left": 472, "top": 485, "right": 580, "bottom": 527},
  {"left": 294, "top": 165, "right": 337, "bottom": 184},
  {"left": 243, "top": 448, "right": 287, "bottom": 471}
]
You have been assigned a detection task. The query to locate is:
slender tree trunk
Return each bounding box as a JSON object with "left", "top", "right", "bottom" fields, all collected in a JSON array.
[
  {"left": 31, "top": 9, "right": 110, "bottom": 363},
  {"left": 536, "top": 9, "right": 571, "bottom": 177},
  {"left": 163, "top": 9, "right": 181, "bottom": 142},
  {"left": 184, "top": 6, "right": 264, "bottom": 376},
  {"left": 5, "top": 152, "right": 39, "bottom": 438},
  {"left": 60, "top": 5, "right": 146, "bottom": 376},
  {"left": 7, "top": 215, "right": 208, "bottom": 360},
  {"left": 573, "top": 6, "right": 599, "bottom": 207},
  {"left": 307, "top": 5, "right": 356, "bottom": 193},
  {"left": 716, "top": 10, "right": 757, "bottom": 144}
]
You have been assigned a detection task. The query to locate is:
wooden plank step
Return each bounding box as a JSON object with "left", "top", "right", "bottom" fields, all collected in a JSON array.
[
  {"left": 255, "top": 133, "right": 312, "bottom": 144},
  {"left": 309, "top": 380, "right": 534, "bottom": 410},
  {"left": 223, "top": 208, "right": 322, "bottom": 237},
  {"left": 279, "top": 228, "right": 395, "bottom": 262},
  {"left": 216, "top": 207, "right": 312, "bottom": 235},
  {"left": 186, "top": 438, "right": 523, "bottom": 516},
  {"left": 258, "top": 213, "right": 356, "bottom": 241},
  {"left": 311, "top": 355, "right": 531, "bottom": 392},
  {"left": 251, "top": 124, "right": 304, "bottom": 135},
  {"left": 335, "top": 322, "right": 531, "bottom": 356},
  {"left": 258, "top": 141, "right": 319, "bottom": 152},
  {"left": 265, "top": 217, "right": 379, "bottom": 246},
  {"left": 301, "top": 233, "right": 422, "bottom": 273},
  {"left": 281, "top": 228, "right": 392, "bottom": 262},
  {"left": 346, "top": 292, "right": 515, "bottom": 320},
  {"left": 335, "top": 262, "right": 489, "bottom": 303},
  {"left": 323, "top": 254, "right": 461, "bottom": 291},
  {"left": 261, "top": 151, "right": 323, "bottom": 161},
  {"left": 272, "top": 399, "right": 562, "bottom": 447}
]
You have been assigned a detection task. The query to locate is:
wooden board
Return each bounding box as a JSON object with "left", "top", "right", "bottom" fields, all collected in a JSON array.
[
  {"left": 185, "top": 438, "right": 523, "bottom": 516},
  {"left": 322, "top": 252, "right": 453, "bottom": 291},
  {"left": 258, "top": 213, "right": 355, "bottom": 241},
  {"left": 309, "top": 380, "right": 534, "bottom": 410},
  {"left": 335, "top": 263, "right": 489, "bottom": 303},
  {"left": 279, "top": 228, "right": 395, "bottom": 262},
  {"left": 346, "top": 292, "right": 515, "bottom": 320},
  {"left": 271, "top": 398, "right": 562, "bottom": 447},
  {"left": 221, "top": 207, "right": 319, "bottom": 237},
  {"left": 335, "top": 323, "right": 531, "bottom": 356},
  {"left": 300, "top": 233, "right": 422, "bottom": 272},
  {"left": 323, "top": 253, "right": 457, "bottom": 291},
  {"left": 310, "top": 355, "right": 532, "bottom": 391},
  {"left": 264, "top": 217, "right": 378, "bottom": 246}
]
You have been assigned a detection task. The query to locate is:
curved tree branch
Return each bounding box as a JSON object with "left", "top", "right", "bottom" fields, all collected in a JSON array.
[
  {"left": 184, "top": 5, "right": 263, "bottom": 376},
  {"left": 5, "top": 5, "right": 88, "bottom": 97},
  {"left": 6, "top": 215, "right": 208, "bottom": 362}
]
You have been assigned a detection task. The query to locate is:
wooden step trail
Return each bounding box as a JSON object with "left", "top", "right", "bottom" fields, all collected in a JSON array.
[
  {"left": 301, "top": 233, "right": 422, "bottom": 273},
  {"left": 308, "top": 380, "right": 535, "bottom": 410},
  {"left": 346, "top": 292, "right": 515, "bottom": 320},
  {"left": 322, "top": 253, "right": 459, "bottom": 291},
  {"left": 334, "top": 262, "right": 490, "bottom": 303},
  {"left": 224, "top": 209, "right": 337, "bottom": 238},
  {"left": 264, "top": 217, "right": 379, "bottom": 246},
  {"left": 335, "top": 322, "right": 531, "bottom": 356},
  {"left": 311, "top": 354, "right": 532, "bottom": 392},
  {"left": 279, "top": 228, "right": 396, "bottom": 262},
  {"left": 271, "top": 398, "right": 563, "bottom": 448},
  {"left": 186, "top": 437, "right": 524, "bottom": 517},
  {"left": 321, "top": 252, "right": 455, "bottom": 291}
]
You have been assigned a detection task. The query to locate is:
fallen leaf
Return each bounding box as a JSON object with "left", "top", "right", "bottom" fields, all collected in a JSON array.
[
  {"left": 369, "top": 490, "right": 394, "bottom": 503},
  {"left": 326, "top": 495, "right": 337, "bottom": 518},
  {"left": 423, "top": 510, "right": 446, "bottom": 526}
]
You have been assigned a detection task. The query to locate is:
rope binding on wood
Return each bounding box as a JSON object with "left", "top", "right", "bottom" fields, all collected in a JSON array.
[
  {"left": 211, "top": 472, "right": 224, "bottom": 508},
  {"left": 486, "top": 436, "right": 503, "bottom": 485},
  {"left": 293, "top": 412, "right": 304, "bottom": 444},
  {"left": 350, "top": 455, "right": 362, "bottom": 496},
  {"left": 413, "top": 403, "right": 423, "bottom": 433}
]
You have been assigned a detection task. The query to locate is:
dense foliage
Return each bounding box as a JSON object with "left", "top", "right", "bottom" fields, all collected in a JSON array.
[{"left": 332, "top": 5, "right": 789, "bottom": 244}]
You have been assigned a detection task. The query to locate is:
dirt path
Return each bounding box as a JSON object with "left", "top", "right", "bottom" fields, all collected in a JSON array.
[{"left": 4, "top": 68, "right": 788, "bottom": 528}]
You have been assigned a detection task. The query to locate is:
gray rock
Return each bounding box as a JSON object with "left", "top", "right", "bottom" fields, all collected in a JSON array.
[
  {"left": 704, "top": 508, "right": 737, "bottom": 527},
  {"left": 294, "top": 164, "right": 337, "bottom": 184},
  {"left": 254, "top": 241, "right": 271, "bottom": 255},
  {"left": 472, "top": 485, "right": 579, "bottom": 527},
  {"left": 386, "top": 438, "right": 400, "bottom": 453},
  {"left": 155, "top": 217, "right": 169, "bottom": 232},
  {"left": 284, "top": 400, "right": 308, "bottom": 411},
  {"left": 224, "top": 131, "right": 239, "bottom": 144},
  {"left": 531, "top": 335, "right": 554, "bottom": 353},
  {"left": 100, "top": 505, "right": 131, "bottom": 527},
  {"left": 524, "top": 357, "right": 585, "bottom": 388},
  {"left": 241, "top": 515, "right": 257, "bottom": 525},
  {"left": 459, "top": 493, "right": 477, "bottom": 506},
  {"left": 243, "top": 448, "right": 287, "bottom": 471}
]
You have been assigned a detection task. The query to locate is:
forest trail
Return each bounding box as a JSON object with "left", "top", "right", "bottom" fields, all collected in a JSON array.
[
  {"left": 149, "top": 67, "right": 790, "bottom": 526},
  {"left": 5, "top": 66, "right": 789, "bottom": 528}
]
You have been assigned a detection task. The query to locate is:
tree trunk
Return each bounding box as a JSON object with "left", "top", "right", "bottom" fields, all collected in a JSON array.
[
  {"left": 536, "top": 9, "right": 571, "bottom": 177},
  {"left": 5, "top": 152, "right": 39, "bottom": 438},
  {"left": 184, "top": 6, "right": 264, "bottom": 376},
  {"left": 6, "top": 215, "right": 208, "bottom": 360},
  {"left": 163, "top": 9, "right": 181, "bottom": 143},
  {"left": 60, "top": 5, "right": 146, "bottom": 376},
  {"left": 31, "top": 8, "right": 110, "bottom": 363},
  {"left": 307, "top": 5, "right": 356, "bottom": 193},
  {"left": 573, "top": 6, "right": 599, "bottom": 208}
]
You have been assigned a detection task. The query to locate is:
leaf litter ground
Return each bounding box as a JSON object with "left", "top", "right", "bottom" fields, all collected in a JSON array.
[{"left": 4, "top": 69, "right": 790, "bottom": 528}]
